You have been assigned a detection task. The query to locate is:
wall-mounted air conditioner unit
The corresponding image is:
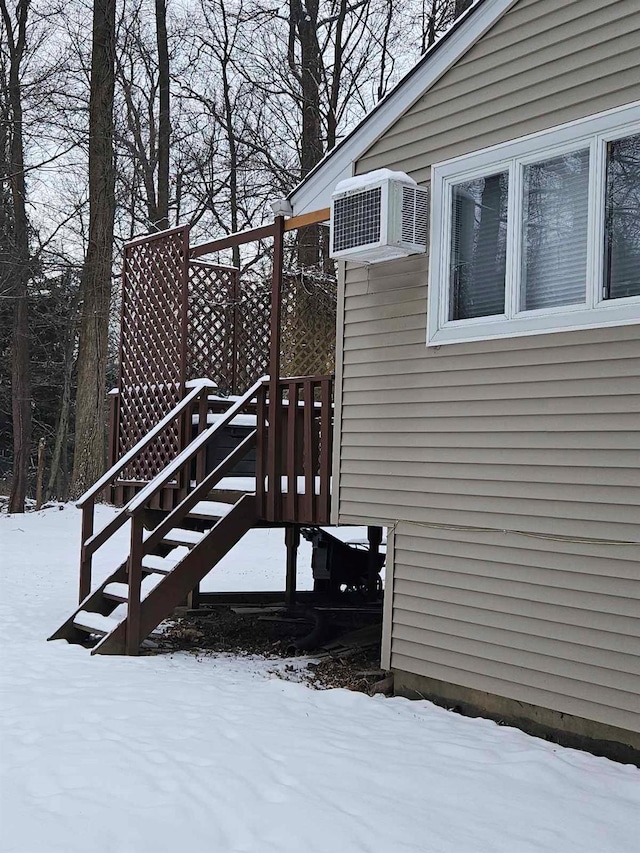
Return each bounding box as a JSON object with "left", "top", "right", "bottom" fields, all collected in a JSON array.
[{"left": 329, "top": 168, "right": 429, "bottom": 264}]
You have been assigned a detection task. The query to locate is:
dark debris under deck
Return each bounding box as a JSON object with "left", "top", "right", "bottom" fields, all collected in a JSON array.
[{"left": 155, "top": 605, "right": 391, "bottom": 694}]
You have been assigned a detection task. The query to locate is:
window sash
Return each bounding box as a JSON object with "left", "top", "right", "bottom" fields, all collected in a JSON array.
[
  {"left": 428, "top": 104, "right": 640, "bottom": 346},
  {"left": 603, "top": 133, "right": 640, "bottom": 301},
  {"left": 520, "top": 148, "right": 590, "bottom": 311},
  {"left": 449, "top": 171, "right": 509, "bottom": 320}
]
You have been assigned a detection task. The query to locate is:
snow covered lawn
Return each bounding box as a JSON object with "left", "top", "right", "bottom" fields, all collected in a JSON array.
[{"left": 1, "top": 506, "right": 638, "bottom": 853}]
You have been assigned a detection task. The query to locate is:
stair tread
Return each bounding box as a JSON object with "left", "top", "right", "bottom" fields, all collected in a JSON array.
[
  {"left": 74, "top": 609, "right": 121, "bottom": 635},
  {"left": 187, "top": 501, "right": 234, "bottom": 520},
  {"left": 141, "top": 554, "right": 179, "bottom": 574},
  {"left": 162, "top": 528, "right": 205, "bottom": 546},
  {"left": 103, "top": 582, "right": 128, "bottom": 602},
  {"left": 103, "top": 576, "right": 163, "bottom": 602}
]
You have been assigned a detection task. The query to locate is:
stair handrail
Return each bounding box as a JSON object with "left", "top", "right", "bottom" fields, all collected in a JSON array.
[
  {"left": 140, "top": 429, "right": 257, "bottom": 557},
  {"left": 122, "top": 376, "right": 265, "bottom": 655},
  {"left": 76, "top": 378, "right": 217, "bottom": 508},
  {"left": 126, "top": 376, "right": 267, "bottom": 516},
  {"left": 76, "top": 378, "right": 216, "bottom": 603}
]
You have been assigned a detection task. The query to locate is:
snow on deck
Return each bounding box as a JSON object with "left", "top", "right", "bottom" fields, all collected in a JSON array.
[
  {"left": 1, "top": 505, "right": 638, "bottom": 853},
  {"left": 201, "top": 476, "right": 330, "bottom": 495}
]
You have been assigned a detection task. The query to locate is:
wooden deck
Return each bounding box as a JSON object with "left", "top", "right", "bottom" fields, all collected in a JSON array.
[
  {"left": 107, "top": 375, "right": 333, "bottom": 525},
  {"left": 51, "top": 217, "right": 344, "bottom": 656}
]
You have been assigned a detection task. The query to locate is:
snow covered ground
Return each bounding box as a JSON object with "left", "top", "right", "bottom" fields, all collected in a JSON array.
[{"left": 1, "top": 506, "right": 638, "bottom": 853}]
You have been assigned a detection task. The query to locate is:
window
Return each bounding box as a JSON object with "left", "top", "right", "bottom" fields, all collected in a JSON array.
[{"left": 427, "top": 104, "right": 640, "bottom": 346}]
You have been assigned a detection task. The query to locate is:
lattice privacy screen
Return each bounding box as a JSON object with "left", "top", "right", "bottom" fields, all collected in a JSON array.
[
  {"left": 187, "top": 265, "right": 336, "bottom": 394},
  {"left": 118, "top": 226, "right": 337, "bottom": 475},
  {"left": 119, "top": 227, "right": 189, "bottom": 480}
]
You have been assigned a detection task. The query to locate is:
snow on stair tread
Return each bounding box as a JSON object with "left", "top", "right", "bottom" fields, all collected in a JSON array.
[
  {"left": 141, "top": 547, "right": 189, "bottom": 574},
  {"left": 73, "top": 610, "right": 121, "bottom": 635},
  {"left": 103, "top": 575, "right": 162, "bottom": 602},
  {"left": 162, "top": 528, "right": 205, "bottom": 546},
  {"left": 188, "top": 501, "right": 234, "bottom": 519}
]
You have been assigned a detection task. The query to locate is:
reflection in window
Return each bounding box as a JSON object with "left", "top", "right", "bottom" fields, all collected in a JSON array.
[
  {"left": 449, "top": 172, "right": 508, "bottom": 320},
  {"left": 604, "top": 133, "right": 640, "bottom": 300},
  {"left": 521, "top": 149, "right": 590, "bottom": 311}
]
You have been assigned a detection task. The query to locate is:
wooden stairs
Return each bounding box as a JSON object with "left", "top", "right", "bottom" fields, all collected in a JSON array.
[
  {"left": 49, "top": 495, "right": 257, "bottom": 654},
  {"left": 49, "top": 374, "right": 336, "bottom": 655},
  {"left": 49, "top": 379, "right": 265, "bottom": 655}
]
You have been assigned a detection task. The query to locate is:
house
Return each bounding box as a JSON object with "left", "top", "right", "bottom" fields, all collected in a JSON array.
[
  {"left": 286, "top": 0, "right": 640, "bottom": 762},
  {"left": 52, "top": 0, "right": 639, "bottom": 765}
]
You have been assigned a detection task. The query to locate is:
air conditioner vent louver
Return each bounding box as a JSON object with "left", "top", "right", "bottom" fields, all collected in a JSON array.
[
  {"left": 402, "top": 185, "right": 429, "bottom": 246},
  {"left": 330, "top": 169, "right": 429, "bottom": 264}
]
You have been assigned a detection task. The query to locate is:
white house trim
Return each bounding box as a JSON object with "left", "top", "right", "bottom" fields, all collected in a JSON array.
[{"left": 287, "top": 0, "right": 519, "bottom": 217}]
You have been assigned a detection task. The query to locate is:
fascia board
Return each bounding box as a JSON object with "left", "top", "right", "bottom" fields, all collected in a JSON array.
[{"left": 289, "top": 0, "right": 518, "bottom": 216}]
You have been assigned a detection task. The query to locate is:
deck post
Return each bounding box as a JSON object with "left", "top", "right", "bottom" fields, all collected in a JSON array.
[
  {"left": 127, "top": 513, "right": 144, "bottom": 655},
  {"left": 79, "top": 498, "right": 95, "bottom": 603},
  {"left": 367, "top": 525, "right": 383, "bottom": 601},
  {"left": 267, "top": 216, "right": 285, "bottom": 521},
  {"left": 284, "top": 525, "right": 300, "bottom": 609},
  {"left": 186, "top": 583, "right": 200, "bottom": 611}
]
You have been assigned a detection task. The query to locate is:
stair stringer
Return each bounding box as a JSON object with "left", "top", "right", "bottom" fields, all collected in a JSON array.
[
  {"left": 48, "top": 561, "right": 129, "bottom": 644},
  {"left": 92, "top": 494, "right": 258, "bottom": 655}
]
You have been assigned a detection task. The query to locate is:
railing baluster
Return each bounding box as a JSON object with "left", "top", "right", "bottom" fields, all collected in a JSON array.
[
  {"left": 195, "top": 388, "right": 208, "bottom": 486},
  {"left": 303, "top": 380, "right": 314, "bottom": 521},
  {"left": 255, "top": 384, "right": 266, "bottom": 518},
  {"left": 266, "top": 382, "right": 280, "bottom": 522},
  {"left": 319, "top": 377, "right": 332, "bottom": 524},
  {"left": 287, "top": 381, "right": 298, "bottom": 522},
  {"left": 312, "top": 380, "right": 321, "bottom": 521}
]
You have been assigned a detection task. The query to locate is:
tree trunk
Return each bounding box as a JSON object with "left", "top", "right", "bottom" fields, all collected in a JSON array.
[
  {"left": 290, "top": 0, "right": 323, "bottom": 268},
  {"left": 47, "top": 285, "right": 79, "bottom": 500},
  {"left": 1, "top": 0, "right": 32, "bottom": 514},
  {"left": 155, "top": 0, "right": 170, "bottom": 230},
  {"left": 71, "top": 0, "right": 116, "bottom": 497},
  {"left": 220, "top": 7, "right": 240, "bottom": 271},
  {"left": 10, "top": 282, "right": 31, "bottom": 512}
]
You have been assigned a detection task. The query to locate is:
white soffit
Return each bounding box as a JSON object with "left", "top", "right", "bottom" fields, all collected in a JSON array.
[{"left": 288, "top": 0, "right": 518, "bottom": 216}]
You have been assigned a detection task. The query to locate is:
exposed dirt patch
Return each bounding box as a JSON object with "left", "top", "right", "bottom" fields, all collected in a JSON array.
[
  {"left": 157, "top": 606, "right": 388, "bottom": 695},
  {"left": 159, "top": 607, "right": 313, "bottom": 656}
]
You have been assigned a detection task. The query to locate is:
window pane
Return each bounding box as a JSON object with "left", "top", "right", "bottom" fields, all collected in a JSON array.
[
  {"left": 521, "top": 149, "right": 589, "bottom": 311},
  {"left": 449, "top": 171, "right": 508, "bottom": 320},
  {"left": 604, "top": 133, "right": 640, "bottom": 300}
]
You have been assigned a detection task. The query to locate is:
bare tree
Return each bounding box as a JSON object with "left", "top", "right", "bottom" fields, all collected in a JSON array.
[
  {"left": 1, "top": 0, "right": 32, "bottom": 513},
  {"left": 155, "top": 0, "right": 170, "bottom": 230},
  {"left": 71, "top": 0, "right": 116, "bottom": 496},
  {"left": 114, "top": 0, "right": 178, "bottom": 233}
]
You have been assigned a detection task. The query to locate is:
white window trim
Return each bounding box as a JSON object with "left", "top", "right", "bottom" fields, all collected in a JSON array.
[{"left": 427, "top": 101, "right": 640, "bottom": 347}]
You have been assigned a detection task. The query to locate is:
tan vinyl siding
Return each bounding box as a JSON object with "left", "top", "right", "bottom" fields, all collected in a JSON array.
[
  {"left": 358, "top": 0, "right": 640, "bottom": 181},
  {"left": 389, "top": 524, "right": 640, "bottom": 733},
  {"left": 337, "top": 0, "right": 640, "bottom": 732},
  {"left": 339, "top": 258, "right": 640, "bottom": 542}
]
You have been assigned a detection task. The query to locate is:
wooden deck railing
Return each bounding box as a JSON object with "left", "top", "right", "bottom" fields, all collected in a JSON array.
[
  {"left": 256, "top": 376, "right": 333, "bottom": 525},
  {"left": 80, "top": 374, "right": 332, "bottom": 610}
]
